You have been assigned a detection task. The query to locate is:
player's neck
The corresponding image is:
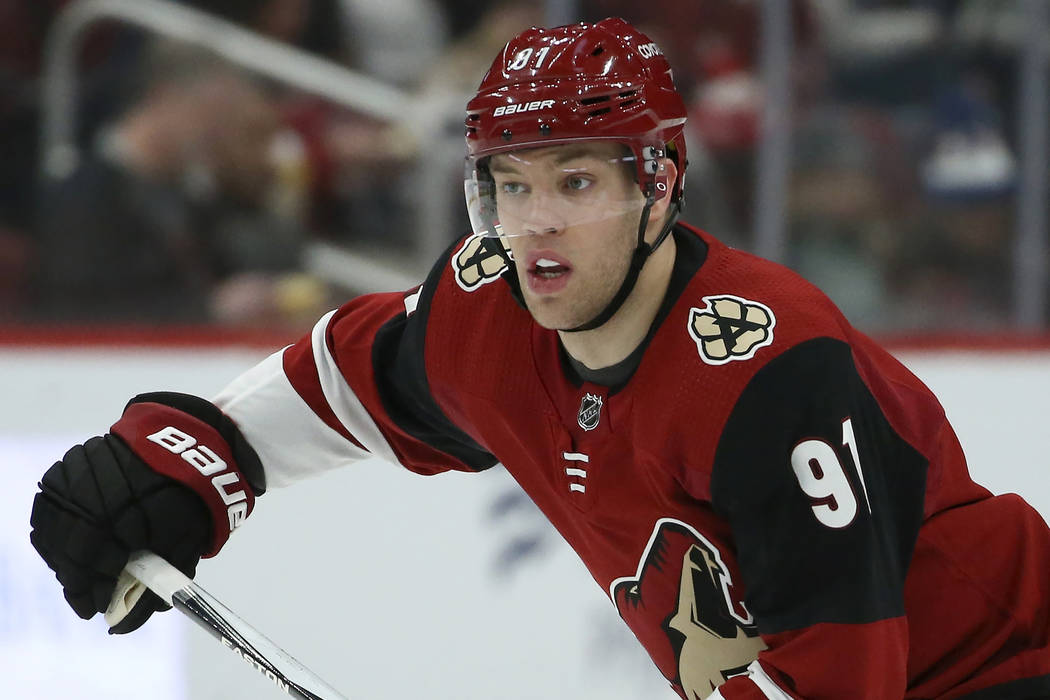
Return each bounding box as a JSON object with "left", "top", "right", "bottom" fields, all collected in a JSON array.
[{"left": 558, "top": 235, "right": 677, "bottom": 371}]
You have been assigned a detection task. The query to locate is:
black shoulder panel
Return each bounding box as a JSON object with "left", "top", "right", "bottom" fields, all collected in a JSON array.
[
  {"left": 710, "top": 337, "right": 927, "bottom": 633},
  {"left": 372, "top": 238, "right": 498, "bottom": 472}
]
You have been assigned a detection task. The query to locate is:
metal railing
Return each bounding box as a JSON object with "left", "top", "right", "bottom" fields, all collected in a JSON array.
[
  {"left": 753, "top": 0, "right": 793, "bottom": 266},
  {"left": 755, "top": 0, "right": 1049, "bottom": 328},
  {"left": 1012, "top": 0, "right": 1050, "bottom": 328},
  {"left": 39, "top": 0, "right": 454, "bottom": 292},
  {"left": 39, "top": 0, "right": 1050, "bottom": 323}
]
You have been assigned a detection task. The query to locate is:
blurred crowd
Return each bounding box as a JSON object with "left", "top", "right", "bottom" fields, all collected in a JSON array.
[{"left": 0, "top": 0, "right": 1042, "bottom": 333}]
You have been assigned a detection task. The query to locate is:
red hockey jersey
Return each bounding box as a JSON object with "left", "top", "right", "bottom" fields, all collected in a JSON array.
[{"left": 214, "top": 223, "right": 1050, "bottom": 699}]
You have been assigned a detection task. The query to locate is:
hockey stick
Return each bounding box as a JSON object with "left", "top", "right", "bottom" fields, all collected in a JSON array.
[{"left": 113, "top": 551, "right": 349, "bottom": 700}]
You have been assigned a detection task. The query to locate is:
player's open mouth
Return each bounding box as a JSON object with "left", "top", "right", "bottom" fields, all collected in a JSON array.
[
  {"left": 524, "top": 251, "right": 573, "bottom": 294},
  {"left": 533, "top": 258, "right": 570, "bottom": 278}
]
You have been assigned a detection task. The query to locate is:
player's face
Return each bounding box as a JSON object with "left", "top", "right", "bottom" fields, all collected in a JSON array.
[{"left": 489, "top": 143, "right": 645, "bottom": 330}]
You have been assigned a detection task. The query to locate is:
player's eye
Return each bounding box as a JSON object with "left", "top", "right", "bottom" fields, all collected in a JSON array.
[
  {"left": 564, "top": 174, "right": 594, "bottom": 192},
  {"left": 500, "top": 181, "right": 528, "bottom": 195}
]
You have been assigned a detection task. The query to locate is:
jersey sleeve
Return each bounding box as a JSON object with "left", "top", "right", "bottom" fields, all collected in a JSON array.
[
  {"left": 707, "top": 337, "right": 930, "bottom": 699},
  {"left": 212, "top": 242, "right": 498, "bottom": 487}
]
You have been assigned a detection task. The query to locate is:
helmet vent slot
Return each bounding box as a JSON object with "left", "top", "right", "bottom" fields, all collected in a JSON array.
[
  {"left": 579, "top": 95, "right": 611, "bottom": 106},
  {"left": 587, "top": 107, "right": 612, "bottom": 118}
]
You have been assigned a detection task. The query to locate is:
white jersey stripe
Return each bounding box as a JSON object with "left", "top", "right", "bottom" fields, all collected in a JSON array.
[
  {"left": 310, "top": 310, "right": 401, "bottom": 467},
  {"left": 404, "top": 286, "right": 422, "bottom": 315},
  {"left": 745, "top": 660, "right": 794, "bottom": 699},
  {"left": 702, "top": 661, "right": 793, "bottom": 700},
  {"left": 213, "top": 348, "right": 373, "bottom": 488}
]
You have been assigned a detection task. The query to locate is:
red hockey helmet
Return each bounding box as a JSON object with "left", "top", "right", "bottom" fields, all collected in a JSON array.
[{"left": 465, "top": 17, "right": 688, "bottom": 205}]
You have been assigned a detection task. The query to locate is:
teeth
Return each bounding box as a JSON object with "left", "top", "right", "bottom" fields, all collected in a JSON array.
[{"left": 536, "top": 259, "right": 561, "bottom": 268}]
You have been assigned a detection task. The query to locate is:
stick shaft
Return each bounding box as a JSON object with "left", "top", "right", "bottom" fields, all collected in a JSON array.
[{"left": 124, "top": 551, "right": 349, "bottom": 700}]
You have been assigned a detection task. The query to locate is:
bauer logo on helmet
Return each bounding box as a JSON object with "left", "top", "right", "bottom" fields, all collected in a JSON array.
[{"left": 493, "top": 99, "right": 556, "bottom": 117}]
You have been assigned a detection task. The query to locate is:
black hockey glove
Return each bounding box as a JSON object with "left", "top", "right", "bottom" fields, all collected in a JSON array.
[{"left": 29, "top": 392, "right": 265, "bottom": 634}]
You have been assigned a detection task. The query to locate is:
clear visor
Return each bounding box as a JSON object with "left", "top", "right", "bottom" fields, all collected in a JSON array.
[{"left": 464, "top": 149, "right": 648, "bottom": 238}]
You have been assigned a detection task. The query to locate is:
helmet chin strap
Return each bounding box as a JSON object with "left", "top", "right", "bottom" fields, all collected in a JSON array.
[{"left": 561, "top": 195, "right": 681, "bottom": 333}]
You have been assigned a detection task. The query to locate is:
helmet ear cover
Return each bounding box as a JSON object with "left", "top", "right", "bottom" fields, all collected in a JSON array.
[{"left": 639, "top": 144, "right": 671, "bottom": 202}]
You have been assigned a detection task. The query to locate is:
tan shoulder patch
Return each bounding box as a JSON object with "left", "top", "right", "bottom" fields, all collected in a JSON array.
[
  {"left": 452, "top": 234, "right": 511, "bottom": 292},
  {"left": 687, "top": 295, "right": 776, "bottom": 365}
]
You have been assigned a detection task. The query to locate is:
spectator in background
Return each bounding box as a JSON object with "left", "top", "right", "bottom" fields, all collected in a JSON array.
[
  {"left": 287, "top": 0, "right": 546, "bottom": 248},
  {"left": 174, "top": 0, "right": 359, "bottom": 238},
  {"left": 786, "top": 106, "right": 900, "bottom": 330},
  {"left": 33, "top": 41, "right": 327, "bottom": 326},
  {"left": 180, "top": 0, "right": 353, "bottom": 64},
  {"left": 812, "top": 0, "right": 1018, "bottom": 200},
  {"left": 0, "top": 0, "right": 75, "bottom": 315},
  {"left": 807, "top": 0, "right": 1020, "bottom": 329},
  {"left": 0, "top": 1, "right": 69, "bottom": 230},
  {"left": 578, "top": 0, "right": 822, "bottom": 243},
  {"left": 1, "top": 0, "right": 158, "bottom": 318},
  {"left": 887, "top": 186, "right": 1015, "bottom": 332},
  {"left": 177, "top": 0, "right": 438, "bottom": 247},
  {"left": 337, "top": 0, "right": 449, "bottom": 89},
  {"left": 410, "top": 1, "right": 544, "bottom": 132}
]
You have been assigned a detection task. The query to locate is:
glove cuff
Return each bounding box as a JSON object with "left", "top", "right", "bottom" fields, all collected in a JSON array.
[{"left": 112, "top": 402, "right": 255, "bottom": 557}]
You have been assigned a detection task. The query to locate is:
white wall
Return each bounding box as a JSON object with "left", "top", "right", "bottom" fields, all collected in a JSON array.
[
  {"left": 896, "top": 350, "right": 1050, "bottom": 518},
  {"left": 0, "top": 348, "right": 263, "bottom": 700},
  {"left": 2, "top": 346, "right": 1048, "bottom": 700}
]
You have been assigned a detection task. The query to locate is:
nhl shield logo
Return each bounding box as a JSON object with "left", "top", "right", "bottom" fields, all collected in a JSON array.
[{"left": 577, "top": 393, "right": 603, "bottom": 431}]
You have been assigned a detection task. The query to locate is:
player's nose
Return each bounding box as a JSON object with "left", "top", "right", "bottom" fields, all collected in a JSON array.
[{"left": 519, "top": 193, "right": 565, "bottom": 236}]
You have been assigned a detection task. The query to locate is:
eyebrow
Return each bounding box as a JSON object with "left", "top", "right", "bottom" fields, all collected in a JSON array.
[
  {"left": 488, "top": 146, "right": 616, "bottom": 174},
  {"left": 552, "top": 146, "right": 609, "bottom": 164}
]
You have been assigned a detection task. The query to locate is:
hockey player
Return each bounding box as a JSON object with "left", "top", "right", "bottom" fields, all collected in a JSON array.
[{"left": 30, "top": 17, "right": 1050, "bottom": 700}]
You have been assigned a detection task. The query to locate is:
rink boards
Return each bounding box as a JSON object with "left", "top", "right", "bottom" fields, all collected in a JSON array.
[{"left": 2, "top": 343, "right": 1048, "bottom": 699}]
